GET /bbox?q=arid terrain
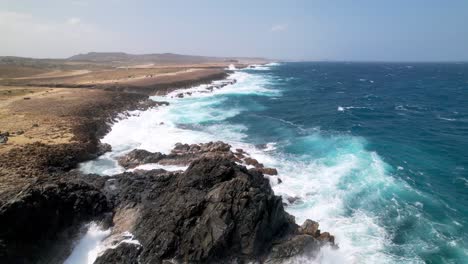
[0,53,286,263]
[0,53,338,264]
[0,54,264,195]
[0,52,263,146]
[0,52,265,196]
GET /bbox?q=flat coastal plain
[0,54,265,200]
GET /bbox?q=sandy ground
[0,62,230,202]
[0,65,228,152]
[78,68,199,85]
[0,66,228,87]
[13,69,92,80]
[0,86,99,153]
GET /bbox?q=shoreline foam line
[78,64,441,263]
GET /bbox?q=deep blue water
[82,62,468,263]
[234,62,468,263]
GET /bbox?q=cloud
[67,17,81,25]
[0,11,118,58]
[270,24,288,32]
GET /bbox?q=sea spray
[64,223,111,264]
[80,62,468,263]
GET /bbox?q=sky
[1,0,468,61]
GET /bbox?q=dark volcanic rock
[96,143,112,156]
[171,141,231,155]
[244,157,263,168]
[299,219,320,237]
[0,176,110,263]
[0,138,334,263]
[286,195,302,205]
[99,156,336,263]
[266,235,321,263]
[160,141,237,166]
[258,167,279,175]
[102,157,295,263]
[117,149,165,169]
[94,243,142,264]
[117,141,235,168]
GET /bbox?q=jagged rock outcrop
[101,157,292,263]
[0,175,110,263]
[117,141,279,175]
[118,149,165,169]
[97,155,335,263]
[0,141,335,264]
[161,141,234,165]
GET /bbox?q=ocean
[79,62,468,263]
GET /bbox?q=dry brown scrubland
[0,58,246,201]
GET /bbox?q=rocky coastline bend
[0,64,336,263]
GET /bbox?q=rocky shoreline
[92,141,336,263]
[0,70,336,263]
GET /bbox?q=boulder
[92,143,112,159]
[236,148,246,154]
[258,167,278,175]
[117,149,165,169]
[299,219,320,237]
[266,235,321,263]
[244,157,263,168]
[286,196,302,205]
[136,100,158,111]
[318,232,335,245]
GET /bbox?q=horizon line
[1,53,467,64]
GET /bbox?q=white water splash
[64,223,111,264]
[78,67,429,263]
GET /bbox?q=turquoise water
[81,62,468,263]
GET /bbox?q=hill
[67,52,268,64]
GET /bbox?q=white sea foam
[247,62,280,71]
[128,163,188,172]
[79,71,275,174]
[437,116,456,121]
[79,68,427,263]
[338,106,372,112]
[65,222,143,264]
[64,223,111,264]
[263,142,277,152]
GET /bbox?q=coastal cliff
[94,142,336,263]
[0,66,335,263]
[0,142,335,263]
